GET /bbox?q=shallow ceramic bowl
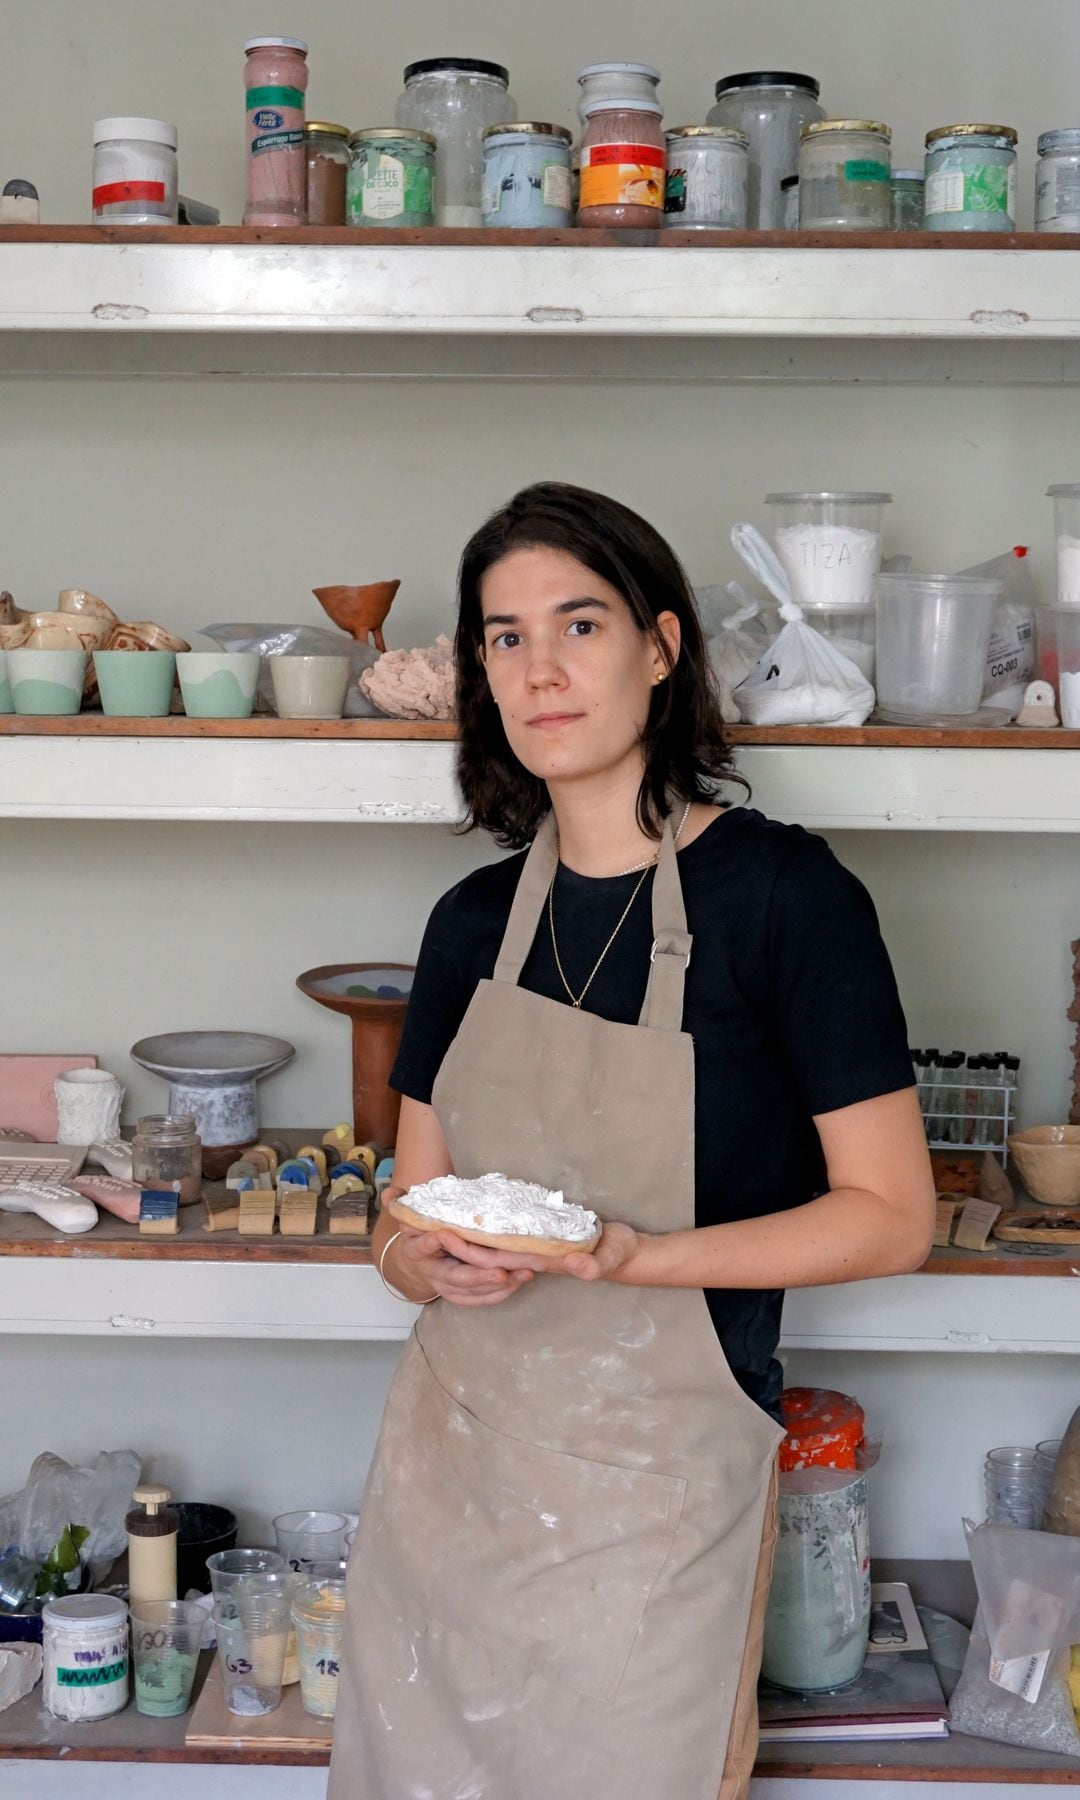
[1007,1125,1080,1207]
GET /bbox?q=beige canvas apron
[330,812,784,1800]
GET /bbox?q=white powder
[1060,668,1080,728]
[403,1173,599,1242]
[774,523,882,609]
[1057,536,1080,605]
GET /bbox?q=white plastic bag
[696,582,772,722]
[957,549,1036,719]
[728,523,875,726]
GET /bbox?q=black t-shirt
[390,807,913,1421]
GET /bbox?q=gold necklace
[615,799,692,876]
[547,802,692,1009]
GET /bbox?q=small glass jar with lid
[923,125,1017,232]
[347,129,436,226]
[707,72,824,227]
[579,96,665,229]
[305,123,350,225]
[1036,129,1080,232]
[798,121,891,228]
[890,170,924,229]
[482,124,573,227]
[43,1595,129,1722]
[663,126,748,229]
[132,1115,202,1207]
[395,58,514,225]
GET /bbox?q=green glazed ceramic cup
[8,647,88,715]
[177,651,260,719]
[0,650,13,714]
[93,649,177,717]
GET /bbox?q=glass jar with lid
[1035,129,1080,231]
[395,58,514,225]
[663,126,748,230]
[923,125,1017,232]
[482,124,573,227]
[707,72,823,228]
[890,169,924,229]
[305,123,350,225]
[576,62,661,126]
[132,1114,202,1207]
[243,36,309,226]
[798,121,891,228]
[579,96,665,229]
[347,129,436,226]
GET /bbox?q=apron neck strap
[492,805,692,1034]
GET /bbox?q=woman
[329,483,935,1800]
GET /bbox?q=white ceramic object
[86,1139,135,1179]
[54,1068,124,1145]
[0,1182,98,1233]
[7,648,88,716]
[270,655,350,720]
[0,1643,43,1711]
[177,651,260,719]
[129,1031,295,1146]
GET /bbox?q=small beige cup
[270,655,350,720]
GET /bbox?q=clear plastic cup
[131,1600,206,1717]
[291,1578,347,1718]
[875,573,1001,718]
[1042,607,1080,726]
[213,1598,288,1716]
[1047,484,1080,605]
[235,1570,303,1685]
[985,1445,1040,1528]
[765,491,892,610]
[1034,1439,1063,1525]
[273,1510,347,1572]
[206,1547,285,1601]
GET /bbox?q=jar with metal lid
[131,1114,202,1207]
[92,118,178,224]
[347,129,436,227]
[482,124,572,227]
[663,126,748,230]
[305,123,350,226]
[395,59,514,225]
[890,169,924,230]
[579,98,665,229]
[707,72,824,228]
[43,1595,129,1722]
[798,121,891,229]
[780,173,799,228]
[1036,129,1080,232]
[576,63,661,126]
[923,125,1017,232]
[243,36,309,226]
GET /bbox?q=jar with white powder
[43,1594,130,1722]
[766,491,892,610]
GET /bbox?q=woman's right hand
[386,1221,535,1308]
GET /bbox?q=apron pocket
[416,1344,686,1706]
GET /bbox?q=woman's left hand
[433,1221,642,1283]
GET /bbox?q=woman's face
[478,545,679,787]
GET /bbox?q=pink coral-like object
[359,634,456,720]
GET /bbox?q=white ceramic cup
[177,651,260,720]
[269,655,350,720]
[7,648,88,716]
[55,1068,124,1144]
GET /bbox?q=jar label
[92,180,167,209]
[358,153,433,221]
[926,163,1013,217]
[251,128,305,157]
[246,86,305,111]
[541,163,572,212]
[580,143,664,211]
[57,1658,128,1687]
[843,159,890,183]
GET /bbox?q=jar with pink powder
[244,35,309,226]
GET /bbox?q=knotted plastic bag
[695,582,773,722]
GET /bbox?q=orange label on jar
[580,143,664,210]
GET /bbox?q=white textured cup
[55,1068,124,1144]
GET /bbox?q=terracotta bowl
[1007,1125,1080,1207]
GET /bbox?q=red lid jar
[778,1386,866,1472]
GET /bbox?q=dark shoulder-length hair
[454,481,746,849]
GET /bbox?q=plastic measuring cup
[131,1600,206,1717]
[765,491,892,610]
[984,1445,1041,1528]
[291,1577,347,1718]
[273,1510,347,1572]
[212,1595,289,1717]
[875,573,1000,717]
[206,1547,285,1599]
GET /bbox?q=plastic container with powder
[766,491,892,610]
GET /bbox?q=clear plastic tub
[1046,484,1080,605]
[1048,606,1080,725]
[984,1445,1041,1528]
[875,573,1001,718]
[805,607,876,680]
[766,491,891,609]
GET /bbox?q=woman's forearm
[615,1185,934,1292]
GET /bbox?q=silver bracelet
[377,1229,438,1306]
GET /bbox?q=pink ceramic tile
[0,1054,99,1139]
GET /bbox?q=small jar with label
[924,124,1017,232]
[663,126,748,230]
[347,129,436,227]
[1036,129,1080,232]
[43,1595,130,1722]
[890,169,924,229]
[798,121,891,228]
[579,98,665,229]
[482,124,573,227]
[305,122,350,226]
[92,118,178,224]
[244,36,309,226]
[132,1114,202,1206]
